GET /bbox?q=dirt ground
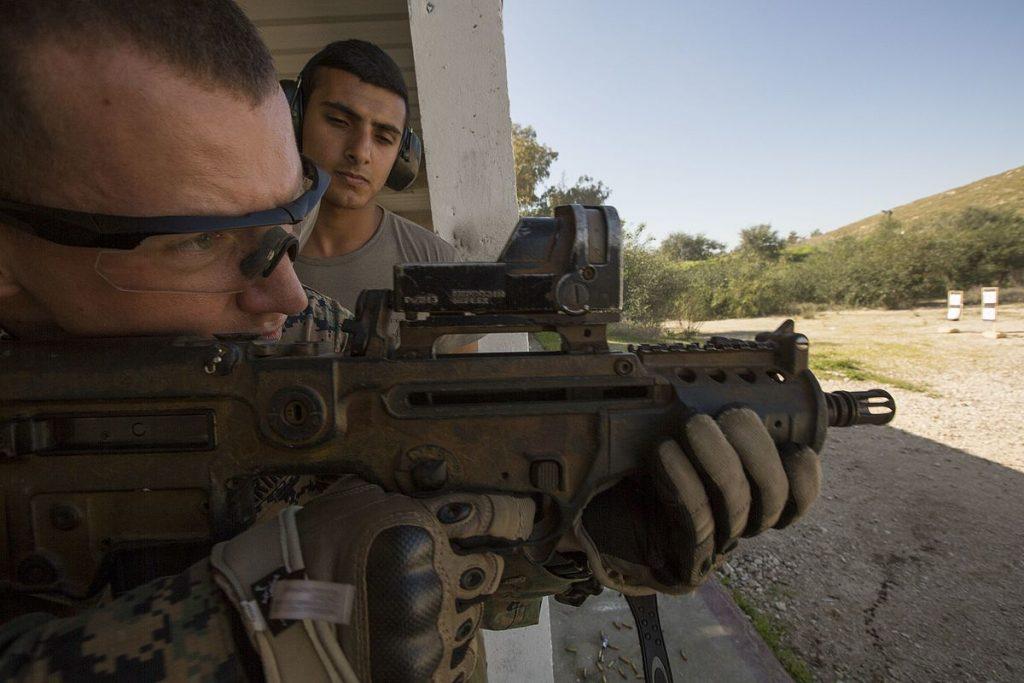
[666,304,1024,681]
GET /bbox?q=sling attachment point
[625,593,673,683]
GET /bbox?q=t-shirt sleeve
[0,561,249,681]
[432,237,459,263]
[386,211,459,264]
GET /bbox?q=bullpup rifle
[0,205,894,678]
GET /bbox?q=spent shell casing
[565,646,578,653]
[679,648,689,661]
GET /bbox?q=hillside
[814,165,1024,242]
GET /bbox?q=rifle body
[0,331,890,600]
[0,204,894,614]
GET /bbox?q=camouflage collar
[280,286,352,353]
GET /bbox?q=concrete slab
[550,580,791,682]
[484,599,555,683]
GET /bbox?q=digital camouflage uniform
[0,287,351,682]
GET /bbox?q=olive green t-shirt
[295,208,478,353]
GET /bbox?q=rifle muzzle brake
[826,389,896,427]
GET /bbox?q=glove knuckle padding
[337,498,505,681]
[367,525,445,681]
[212,481,535,683]
[775,445,822,529]
[682,414,751,546]
[715,408,789,535]
[421,494,534,543]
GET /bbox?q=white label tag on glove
[269,579,355,625]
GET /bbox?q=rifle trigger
[625,593,673,683]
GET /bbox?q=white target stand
[946,290,964,321]
[981,287,999,321]
[981,287,1005,338]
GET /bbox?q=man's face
[300,68,407,210]
[0,43,309,339]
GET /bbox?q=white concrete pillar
[407,0,519,261]
[409,3,553,681]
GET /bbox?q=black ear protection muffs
[281,77,422,192]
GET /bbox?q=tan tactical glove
[574,407,821,595]
[211,477,534,682]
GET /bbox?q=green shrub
[627,207,1024,322]
[622,225,689,326]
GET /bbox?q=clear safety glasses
[93,214,318,293]
[0,157,328,293]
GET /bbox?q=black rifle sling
[625,593,673,683]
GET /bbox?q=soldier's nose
[236,256,307,316]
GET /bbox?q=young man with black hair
[291,39,478,353]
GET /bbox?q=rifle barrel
[826,389,896,427]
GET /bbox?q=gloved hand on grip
[574,407,821,595]
[211,476,535,683]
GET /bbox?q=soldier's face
[300,68,407,211]
[0,43,309,339]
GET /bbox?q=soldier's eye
[176,233,216,251]
[170,232,230,255]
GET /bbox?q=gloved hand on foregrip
[211,476,535,683]
[574,407,821,595]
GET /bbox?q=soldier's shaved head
[0,0,278,202]
[0,0,310,340]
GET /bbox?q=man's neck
[303,202,384,259]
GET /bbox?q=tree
[538,175,611,213]
[658,232,725,261]
[738,224,785,260]
[786,230,801,245]
[511,122,610,216]
[511,123,558,214]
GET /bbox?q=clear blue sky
[503,0,1024,245]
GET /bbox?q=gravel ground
[678,304,1024,681]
